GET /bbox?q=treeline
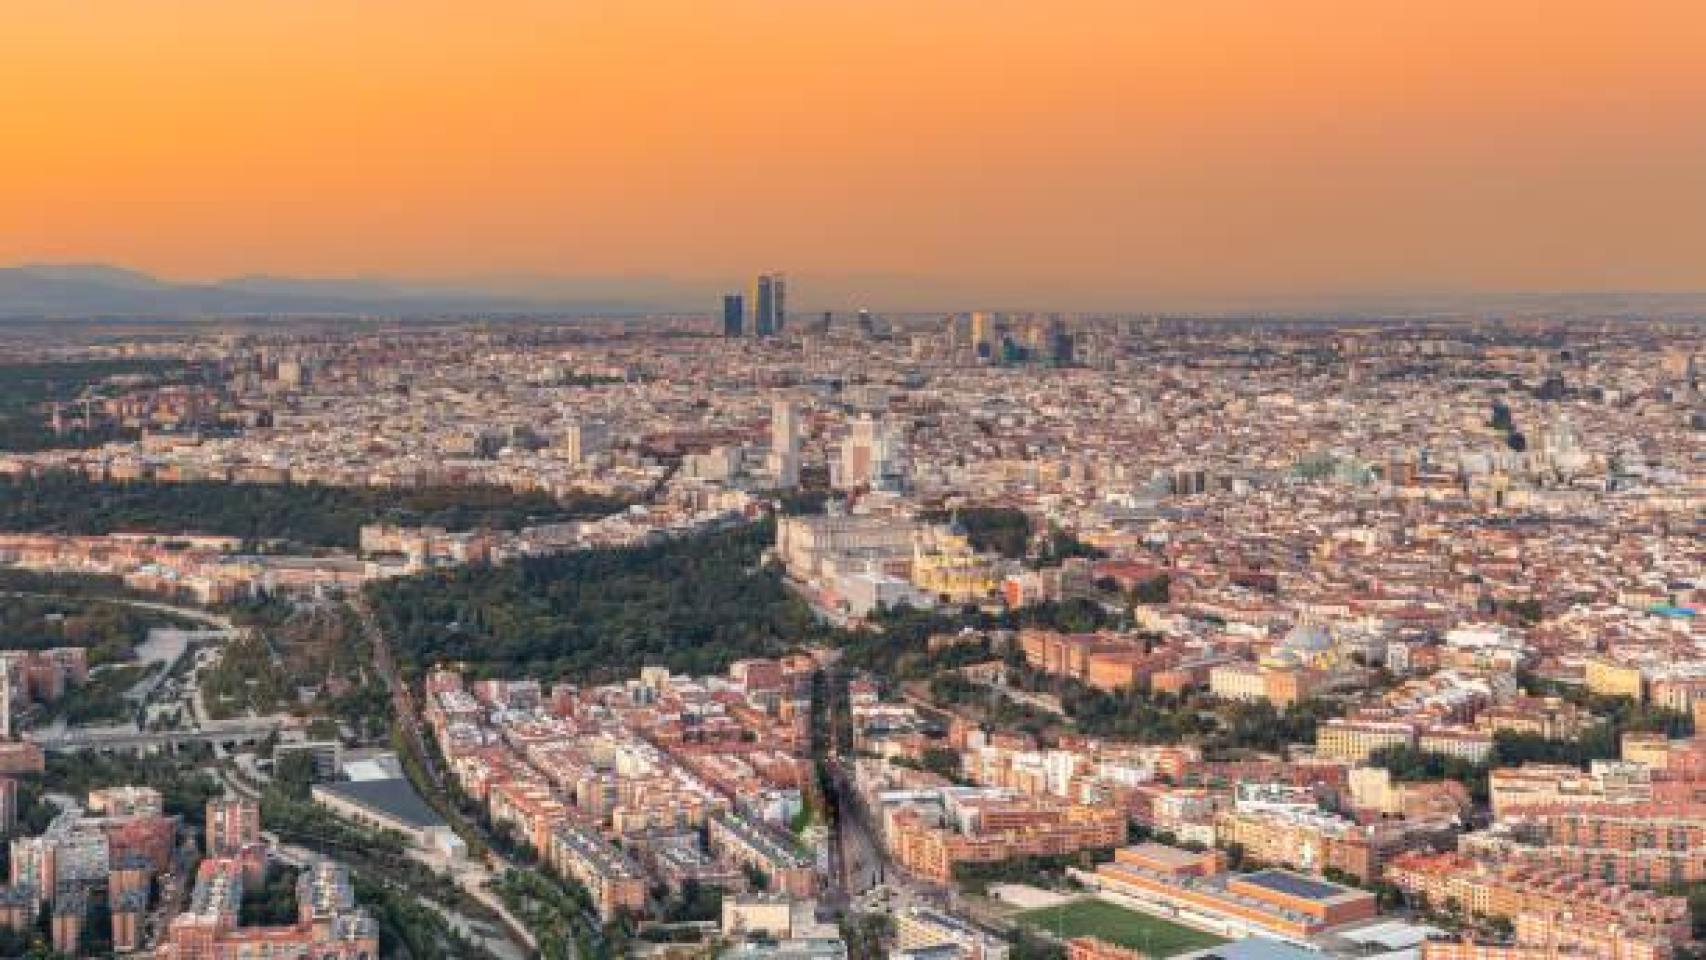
[369,520,826,682]
[260,787,503,960]
[921,506,1032,558]
[0,358,191,452]
[0,568,149,601]
[0,595,195,665]
[1064,686,1342,753]
[39,662,153,727]
[0,471,629,549]
[931,659,1342,752]
[199,634,288,720]
[918,505,1107,565]
[355,872,503,960]
[43,749,222,825]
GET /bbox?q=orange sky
[4,1,1706,309]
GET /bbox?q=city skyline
[0,4,1701,957]
[5,2,1706,310]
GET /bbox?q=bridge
[28,720,281,754]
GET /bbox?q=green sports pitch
[1015,898,1229,957]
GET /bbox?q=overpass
[29,720,281,754]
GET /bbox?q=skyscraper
[751,273,786,336]
[970,311,998,359]
[722,294,744,337]
[563,418,609,465]
[834,414,906,492]
[769,400,802,489]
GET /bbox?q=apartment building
[546,821,648,920]
[156,858,380,960]
[1460,801,1706,886]
[1385,851,1689,945]
[1316,719,1417,762]
[887,796,1124,883]
[708,811,816,898]
[205,797,261,857]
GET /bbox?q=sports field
[1015,898,1229,956]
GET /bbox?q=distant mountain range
[3,263,1705,320]
[0,264,664,319]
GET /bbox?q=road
[831,761,885,896]
[814,669,886,903]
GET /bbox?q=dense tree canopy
[921,506,1033,559]
[369,520,824,682]
[0,471,628,549]
[0,595,196,665]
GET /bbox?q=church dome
[1283,623,1333,652]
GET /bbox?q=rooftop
[315,778,446,831]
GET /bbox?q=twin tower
[722,273,786,337]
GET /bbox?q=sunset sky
[4,1,1706,309]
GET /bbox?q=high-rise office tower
[769,400,802,489]
[970,311,998,359]
[562,418,609,465]
[834,414,906,492]
[1046,315,1074,365]
[751,273,786,336]
[722,294,744,337]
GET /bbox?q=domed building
[1262,622,1343,672]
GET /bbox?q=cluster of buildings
[1388,851,1689,960]
[0,307,1699,959]
[878,786,1126,883]
[0,773,380,958]
[775,511,1008,617]
[155,796,380,957]
[0,531,398,603]
[858,623,1704,958]
[154,856,379,959]
[0,786,177,954]
[422,660,825,929]
[0,646,90,737]
[721,273,789,339]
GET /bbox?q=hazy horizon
[10,261,1706,319]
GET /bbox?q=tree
[1128,574,1171,606]
[920,747,963,781]
[272,750,318,802]
[1224,842,1248,870]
